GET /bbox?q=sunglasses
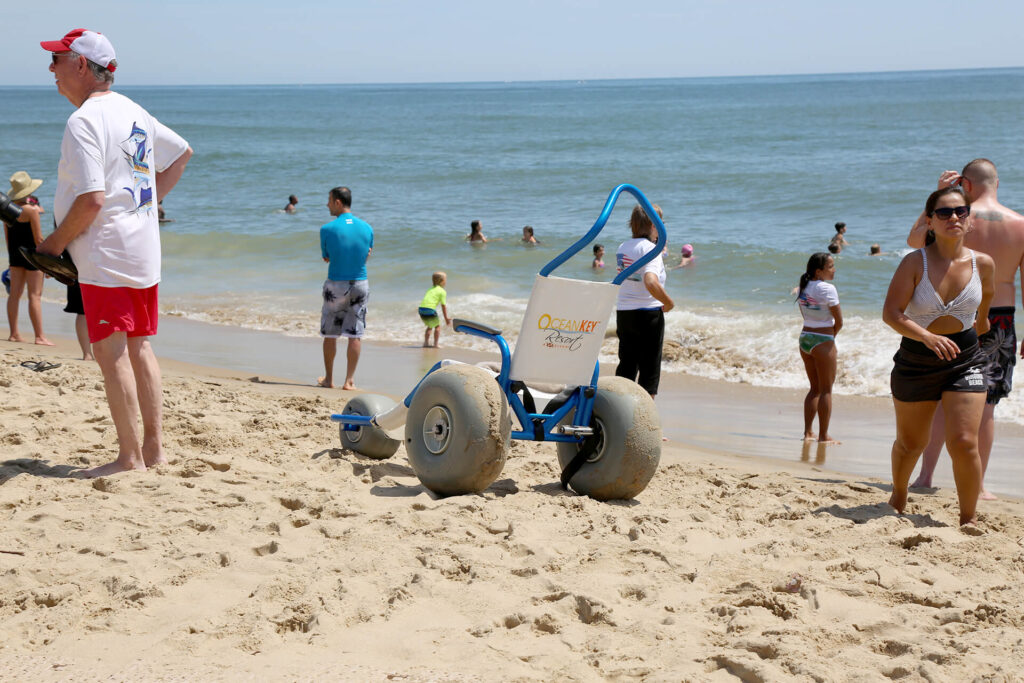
[50,52,77,66]
[932,206,970,219]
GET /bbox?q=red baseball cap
[41,29,116,72]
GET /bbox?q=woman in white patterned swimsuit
[882,186,995,527]
[796,252,843,444]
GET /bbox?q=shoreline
[9,300,1024,499]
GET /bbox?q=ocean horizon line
[1,64,1021,89]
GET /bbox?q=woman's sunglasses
[932,206,970,219]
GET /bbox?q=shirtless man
[907,159,1024,498]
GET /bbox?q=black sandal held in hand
[18,247,78,286]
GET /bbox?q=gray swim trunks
[321,279,368,339]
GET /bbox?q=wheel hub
[423,405,453,454]
[344,410,365,443]
[583,417,606,463]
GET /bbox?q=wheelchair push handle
[538,184,667,284]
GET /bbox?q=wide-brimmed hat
[7,171,43,201]
[40,28,116,72]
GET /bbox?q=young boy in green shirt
[418,271,452,348]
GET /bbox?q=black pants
[615,308,664,395]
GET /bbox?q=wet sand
[23,300,1024,498]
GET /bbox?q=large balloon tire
[339,394,401,460]
[556,376,661,501]
[405,364,510,496]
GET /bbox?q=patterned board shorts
[321,279,368,339]
[980,307,1017,405]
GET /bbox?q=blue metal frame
[332,184,664,445]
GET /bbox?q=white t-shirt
[615,237,666,310]
[54,92,189,288]
[798,280,839,328]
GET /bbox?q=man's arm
[907,211,929,248]
[36,191,104,256]
[155,147,193,200]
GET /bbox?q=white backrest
[510,275,619,387]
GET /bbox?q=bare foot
[910,475,934,489]
[7,334,25,342]
[979,489,998,501]
[317,376,333,388]
[817,435,841,445]
[422,342,431,348]
[341,380,357,391]
[143,443,167,468]
[959,522,985,535]
[35,337,55,346]
[77,459,146,478]
[888,489,908,514]
[802,433,816,441]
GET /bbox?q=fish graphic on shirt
[120,121,154,214]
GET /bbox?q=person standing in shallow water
[796,253,842,444]
[883,186,994,527]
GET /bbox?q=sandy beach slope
[2,342,1024,681]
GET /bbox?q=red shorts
[79,283,159,343]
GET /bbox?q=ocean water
[3,69,1024,420]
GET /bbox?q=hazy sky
[5,0,1023,86]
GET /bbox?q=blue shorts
[418,307,440,329]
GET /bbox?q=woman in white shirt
[796,252,842,443]
[614,204,674,397]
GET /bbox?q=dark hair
[592,243,603,255]
[288,195,298,204]
[827,243,840,254]
[329,186,351,207]
[870,244,881,254]
[834,222,845,232]
[470,220,482,233]
[798,252,832,298]
[523,225,533,236]
[629,203,662,239]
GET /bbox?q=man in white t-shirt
[37,29,193,478]
[615,203,674,396]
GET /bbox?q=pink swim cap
[681,244,694,257]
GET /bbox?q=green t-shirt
[419,285,447,310]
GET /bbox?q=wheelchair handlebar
[538,184,667,285]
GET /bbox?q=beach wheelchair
[330,184,665,500]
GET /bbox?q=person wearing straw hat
[3,171,53,346]
[36,28,193,478]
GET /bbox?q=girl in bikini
[883,186,994,527]
[796,252,842,444]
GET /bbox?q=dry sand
[2,341,1024,682]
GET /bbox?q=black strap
[560,424,601,490]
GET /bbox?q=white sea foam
[153,289,1024,426]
